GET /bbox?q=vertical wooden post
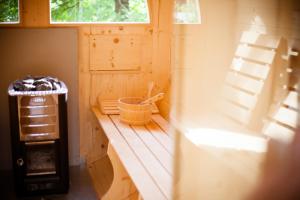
[21,0,49,27]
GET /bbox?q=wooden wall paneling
[158,87,171,119]
[79,27,91,73]
[154,32,172,89]
[79,72,94,160]
[90,26,151,35]
[86,116,109,164]
[89,35,143,71]
[78,26,93,160]
[90,73,148,105]
[141,34,154,74]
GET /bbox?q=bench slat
[264,121,294,142]
[131,125,173,175]
[223,85,257,109]
[283,91,299,110]
[235,45,276,64]
[272,106,298,129]
[226,71,264,95]
[110,115,172,199]
[240,31,280,49]
[92,107,167,200]
[221,101,251,124]
[152,114,171,135]
[146,121,174,155]
[231,58,270,80]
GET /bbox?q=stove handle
[16,158,24,167]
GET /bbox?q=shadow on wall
[0,28,80,170]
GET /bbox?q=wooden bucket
[118,97,152,125]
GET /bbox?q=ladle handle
[141,93,164,105]
[147,81,154,99]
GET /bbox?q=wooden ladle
[141,93,164,105]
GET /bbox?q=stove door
[23,141,58,176]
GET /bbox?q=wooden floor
[0,165,98,200]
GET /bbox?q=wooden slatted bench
[92,106,174,200]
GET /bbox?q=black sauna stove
[8,76,69,196]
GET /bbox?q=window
[50,0,150,24]
[0,0,19,24]
[174,0,201,24]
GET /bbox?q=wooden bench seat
[92,106,173,200]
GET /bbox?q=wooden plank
[92,107,167,200]
[223,85,257,109]
[131,125,173,175]
[151,114,171,134]
[264,122,295,142]
[90,35,142,71]
[231,58,270,80]
[283,91,299,110]
[221,101,251,124]
[235,45,276,64]
[99,99,160,114]
[102,144,137,200]
[145,121,174,155]
[225,71,264,94]
[272,106,298,128]
[22,0,49,27]
[88,156,113,198]
[240,31,280,49]
[110,115,172,199]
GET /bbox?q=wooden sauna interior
[1,0,300,199]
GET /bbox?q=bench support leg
[102,143,137,200]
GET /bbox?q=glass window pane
[0,0,19,23]
[174,0,201,24]
[50,0,150,23]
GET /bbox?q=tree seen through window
[0,0,19,23]
[50,0,149,23]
